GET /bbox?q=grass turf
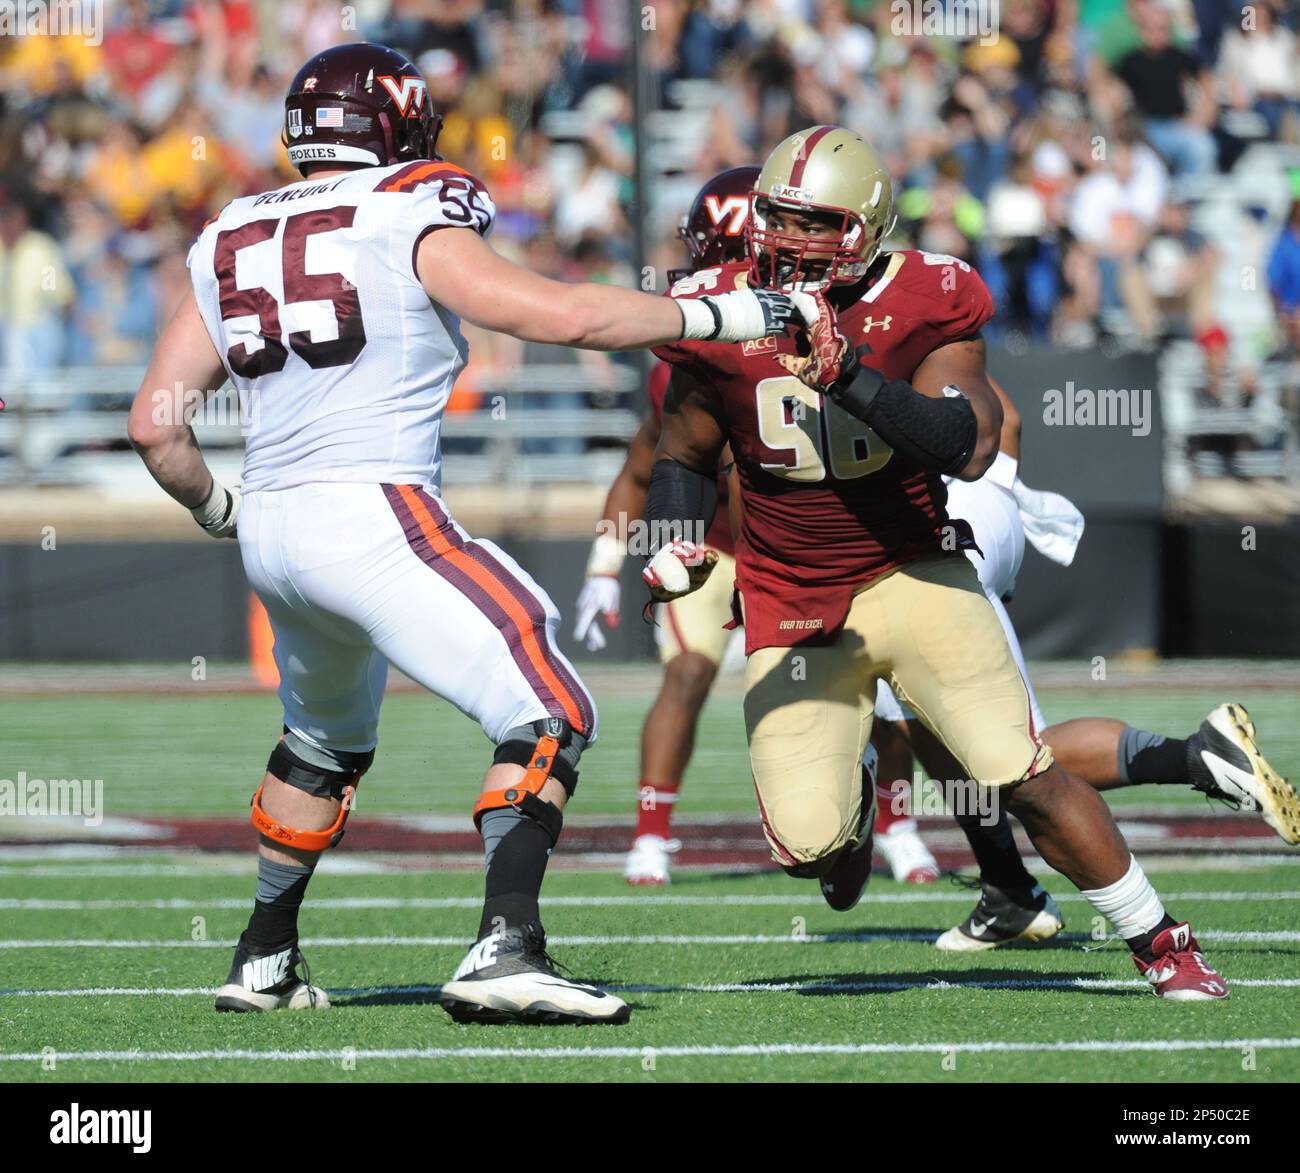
[0,866,1298,1082]
[1,673,1298,1082]
[4,677,1299,816]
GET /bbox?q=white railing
[0,363,644,487]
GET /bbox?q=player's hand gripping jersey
[653,251,994,652]
[187,159,494,491]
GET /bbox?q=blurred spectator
[0,191,73,372]
[1063,128,1168,344]
[680,0,751,79]
[1268,199,1300,356]
[1113,2,1218,176]
[1218,0,1298,141]
[843,47,942,187]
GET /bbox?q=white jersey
[188,159,495,492]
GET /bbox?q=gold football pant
[743,555,1052,868]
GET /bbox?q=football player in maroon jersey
[577,166,944,886]
[642,125,1229,1000]
[575,167,757,885]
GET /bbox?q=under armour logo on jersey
[704,194,748,236]
[862,315,892,333]
[378,75,427,116]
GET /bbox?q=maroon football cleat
[1133,922,1229,1001]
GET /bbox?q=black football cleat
[819,764,878,912]
[439,921,629,1025]
[215,942,329,1012]
[935,878,1064,951]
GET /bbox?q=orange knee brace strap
[472,734,561,827]
[250,782,355,852]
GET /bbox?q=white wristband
[586,532,625,578]
[191,477,240,538]
[678,298,721,341]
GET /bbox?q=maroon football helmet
[670,165,761,282]
[283,42,441,174]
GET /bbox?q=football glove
[574,534,624,651]
[679,288,819,343]
[191,476,241,539]
[642,539,718,603]
[776,290,851,388]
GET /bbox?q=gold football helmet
[748,125,897,291]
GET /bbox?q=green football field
[2,669,1299,1082]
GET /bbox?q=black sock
[1118,727,1189,787]
[240,858,313,955]
[477,808,557,939]
[954,806,1035,891]
[1126,913,1179,962]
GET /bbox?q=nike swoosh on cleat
[1199,750,1264,810]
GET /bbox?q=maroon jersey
[646,360,735,557]
[652,251,993,653]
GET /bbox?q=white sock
[1080,854,1167,940]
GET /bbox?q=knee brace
[472,717,586,837]
[251,734,374,853]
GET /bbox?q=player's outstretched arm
[127,289,239,537]
[641,369,728,602]
[417,227,815,351]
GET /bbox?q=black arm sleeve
[644,457,718,555]
[828,357,978,476]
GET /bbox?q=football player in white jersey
[872,378,1299,950]
[127,43,816,1025]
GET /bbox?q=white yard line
[1,929,1296,948]
[0,1038,1296,1063]
[4,977,1300,998]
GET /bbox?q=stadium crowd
[0,0,1296,407]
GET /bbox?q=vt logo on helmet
[283,42,442,174]
[748,126,897,292]
[670,165,762,282]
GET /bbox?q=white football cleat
[624,834,681,886]
[215,944,330,1012]
[874,818,940,884]
[1187,703,1300,844]
[440,922,630,1025]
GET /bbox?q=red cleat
[1133,922,1229,1001]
